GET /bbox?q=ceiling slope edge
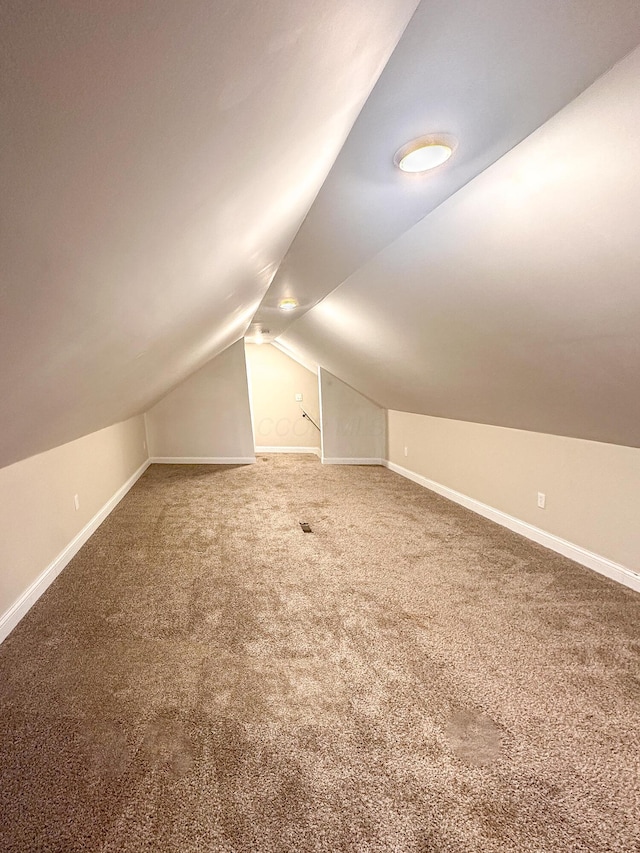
[277,42,640,449]
[251,0,640,343]
[0,0,420,470]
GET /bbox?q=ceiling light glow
[279,297,298,311]
[247,325,269,345]
[394,135,456,173]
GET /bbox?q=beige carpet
[1,455,639,852]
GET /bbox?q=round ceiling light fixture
[394,134,457,173]
[278,297,298,311]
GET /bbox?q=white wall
[245,343,320,451]
[145,339,255,461]
[387,410,640,578]
[320,368,385,463]
[0,415,148,640]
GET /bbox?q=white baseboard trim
[150,456,256,464]
[383,460,640,594]
[322,457,383,465]
[255,446,320,457]
[0,459,151,645]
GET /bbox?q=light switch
[295,393,303,402]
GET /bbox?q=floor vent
[299,522,312,533]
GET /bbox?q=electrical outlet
[295,393,303,402]
[537,492,546,509]
[404,446,408,457]
[74,494,80,511]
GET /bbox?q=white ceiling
[2,1,640,467]
[0,0,418,467]
[253,0,640,340]
[280,45,640,447]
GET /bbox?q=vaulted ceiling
[280,45,640,447]
[2,1,640,468]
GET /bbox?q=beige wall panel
[387,410,640,571]
[245,344,320,450]
[321,369,385,462]
[146,340,255,459]
[0,416,147,619]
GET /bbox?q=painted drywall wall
[0,415,147,632]
[245,343,320,451]
[320,368,385,463]
[145,340,255,461]
[387,410,640,573]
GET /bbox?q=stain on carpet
[444,709,503,766]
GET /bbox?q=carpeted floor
[1,455,639,852]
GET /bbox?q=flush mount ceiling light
[394,134,457,173]
[278,297,298,311]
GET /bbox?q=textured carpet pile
[0,455,638,851]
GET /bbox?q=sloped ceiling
[253,0,640,341]
[280,45,640,447]
[0,0,419,468]
[3,2,640,468]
